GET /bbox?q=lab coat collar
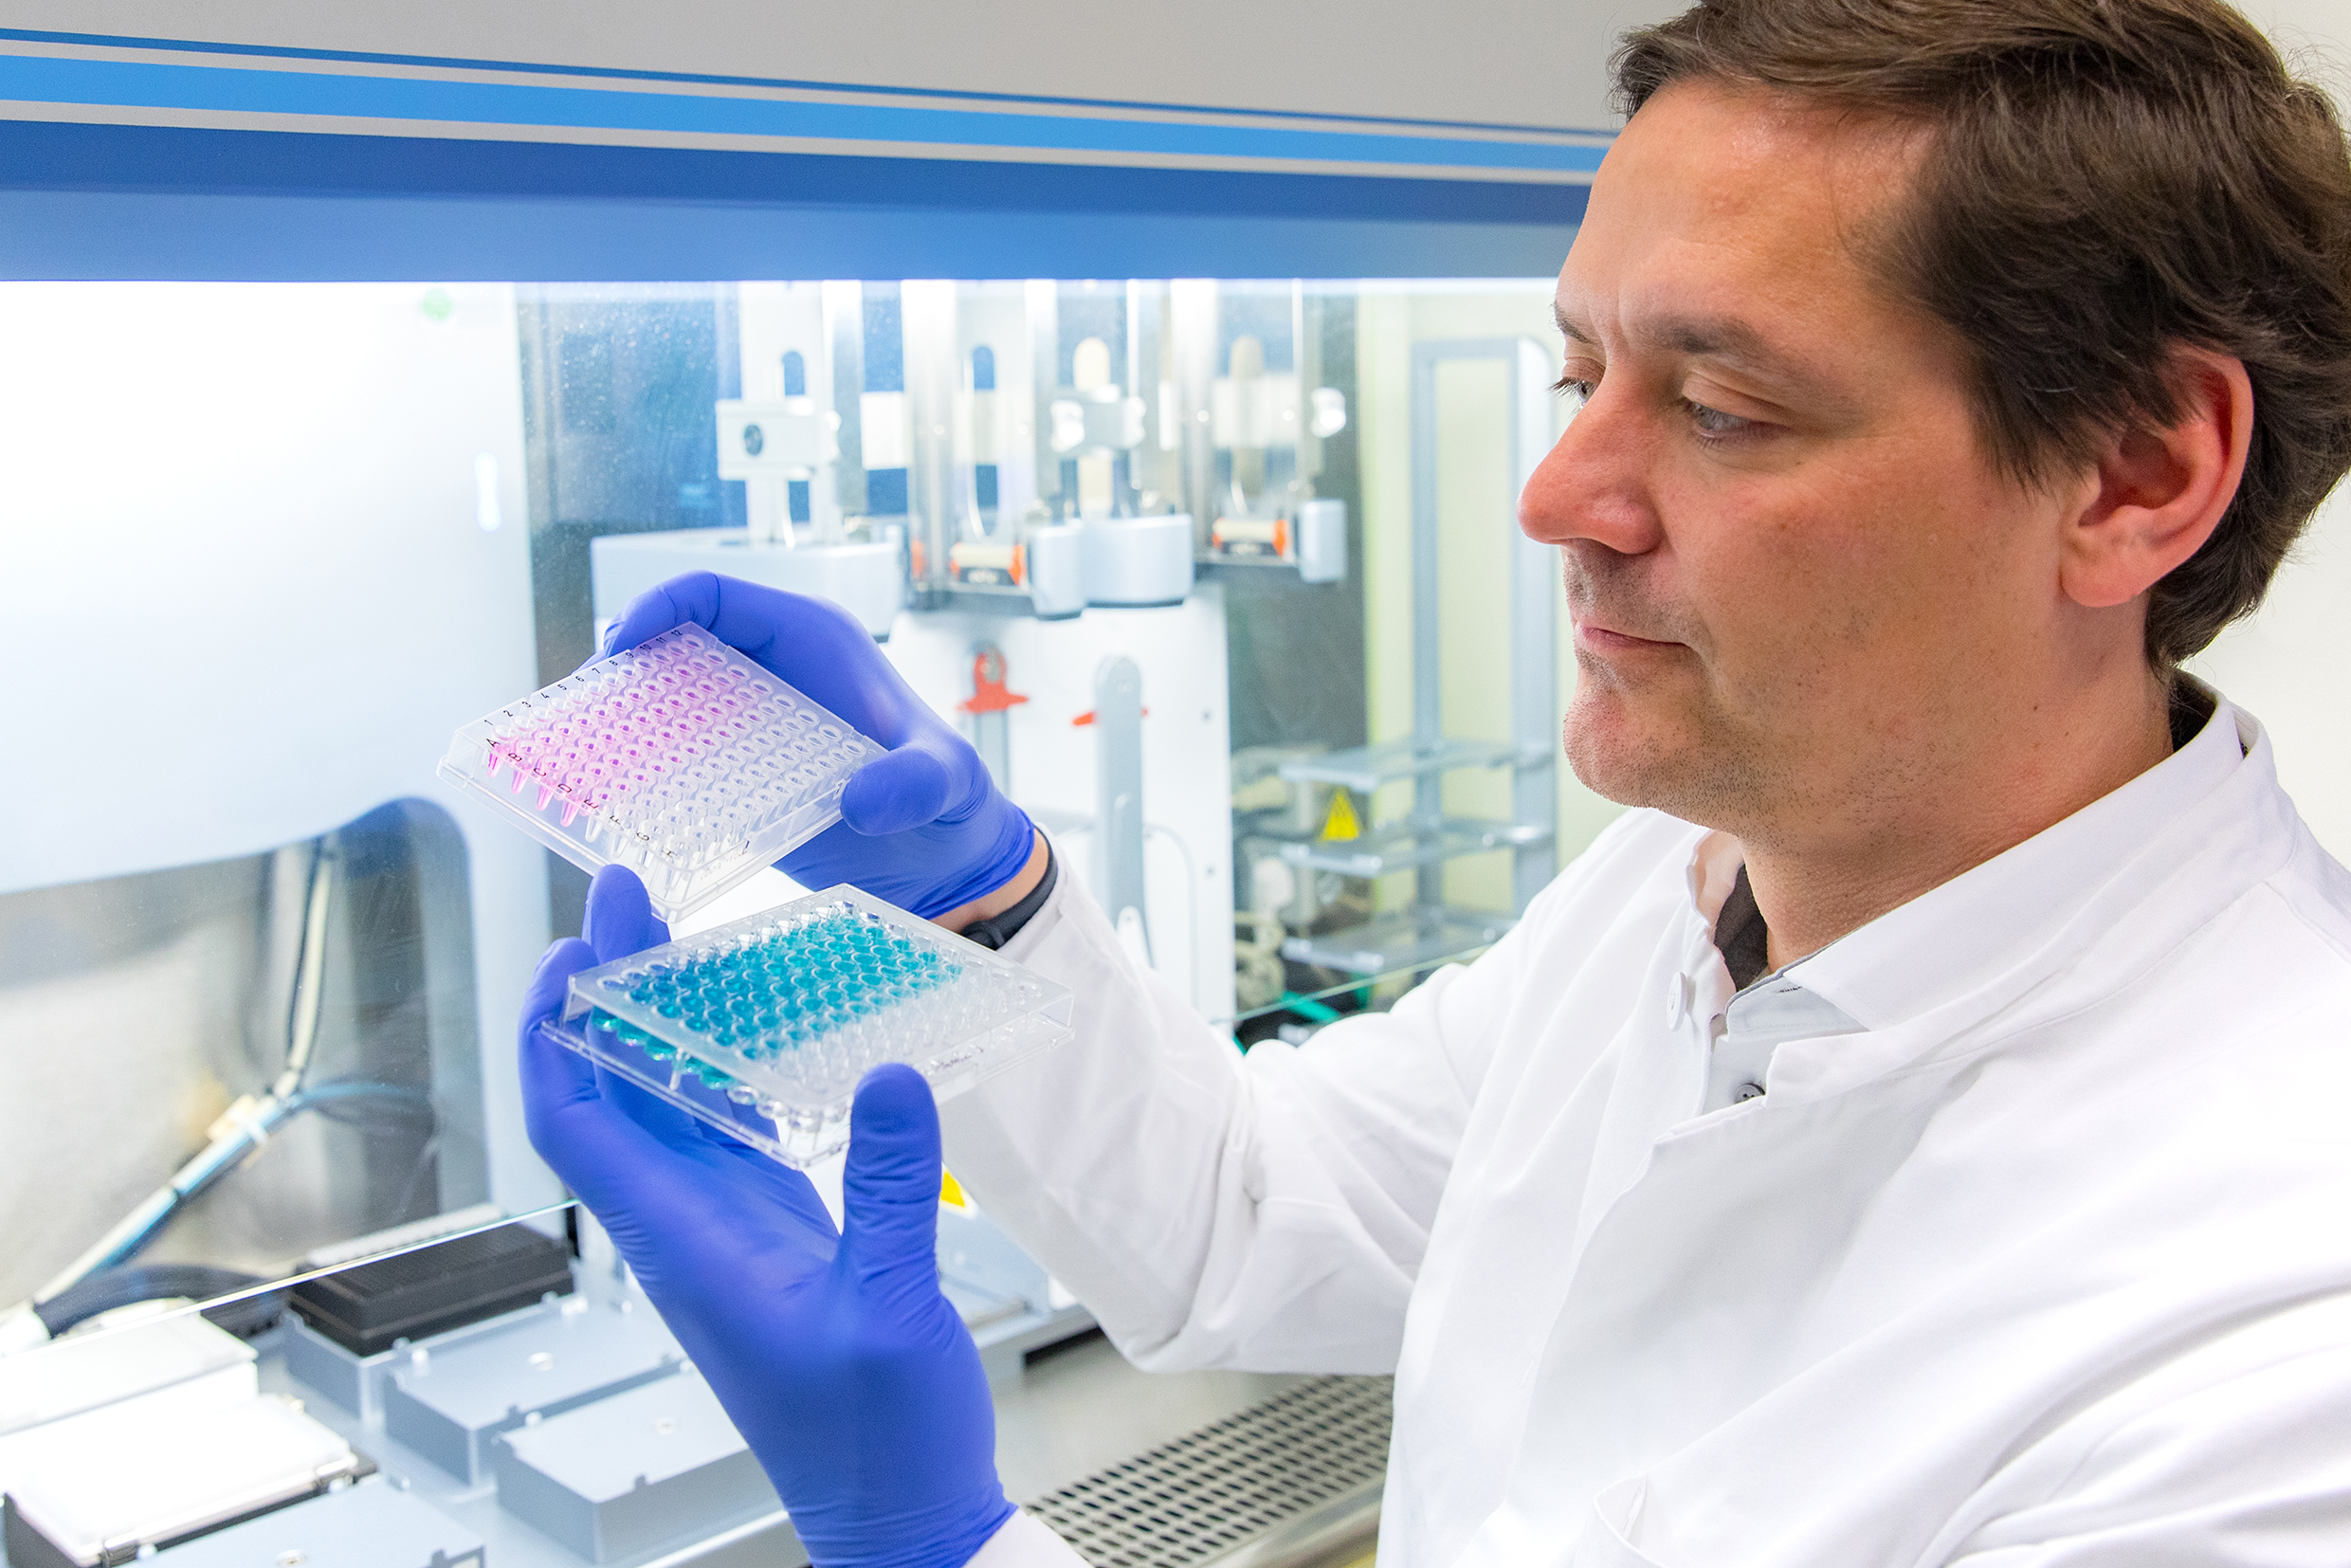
[1680,687,2247,1035]
[1789,687,2252,1031]
[1682,693,2296,1114]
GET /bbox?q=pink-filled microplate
[438,625,885,921]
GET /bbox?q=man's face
[1529,82,2086,850]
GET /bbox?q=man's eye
[1552,374,1595,410]
[1684,399,1755,438]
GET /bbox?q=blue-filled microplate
[545,885,1074,1166]
[438,624,886,921]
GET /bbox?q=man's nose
[1517,387,1660,556]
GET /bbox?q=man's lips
[1574,618,1682,653]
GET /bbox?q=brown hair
[1614,0,2351,667]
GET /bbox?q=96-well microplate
[438,624,884,921]
[546,885,1074,1167]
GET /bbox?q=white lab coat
[949,698,2351,1566]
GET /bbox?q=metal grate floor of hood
[1023,1375,1393,1568]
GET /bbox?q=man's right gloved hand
[596,572,1038,921]
[521,867,1017,1568]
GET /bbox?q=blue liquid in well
[606,910,964,1070]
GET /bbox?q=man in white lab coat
[521,0,2351,1562]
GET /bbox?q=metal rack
[1280,337,1558,976]
[1278,816,1551,881]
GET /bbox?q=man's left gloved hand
[519,866,1015,1568]
[593,573,1037,921]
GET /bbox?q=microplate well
[438,625,884,921]
[544,885,1075,1167]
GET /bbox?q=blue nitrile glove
[519,866,1015,1568]
[597,572,1035,920]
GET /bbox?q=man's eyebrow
[1649,314,1779,363]
[1552,301,1850,410]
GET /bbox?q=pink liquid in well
[466,626,872,874]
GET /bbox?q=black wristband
[957,841,1058,951]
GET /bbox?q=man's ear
[2059,347,2253,611]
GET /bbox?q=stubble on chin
[1562,550,1778,830]
[1561,659,1770,832]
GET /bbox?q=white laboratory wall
[0,0,1686,133]
[2242,0,2351,116]
[2191,483,2351,861]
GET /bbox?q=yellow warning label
[1321,787,1361,842]
[940,1168,970,1210]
